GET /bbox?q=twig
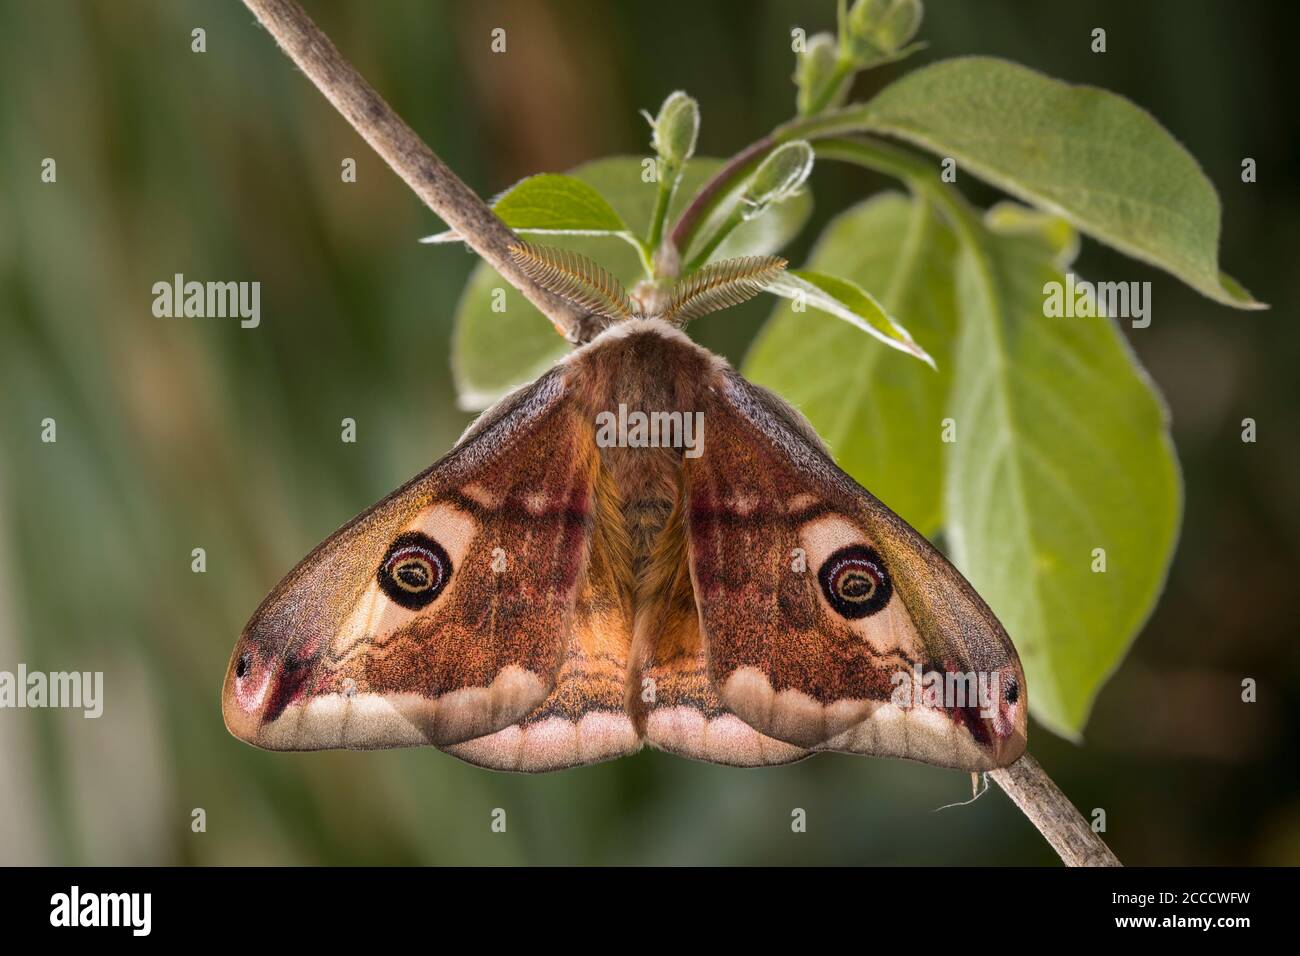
[664,107,862,259]
[990,754,1122,866]
[240,0,588,341]
[240,0,1122,869]
[668,135,774,259]
[663,107,851,258]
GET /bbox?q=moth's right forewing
[685,371,1027,771]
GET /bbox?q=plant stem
[646,163,677,269]
[240,0,590,342]
[667,135,774,261]
[665,105,863,261]
[684,205,745,272]
[815,135,968,217]
[991,755,1122,867]
[801,57,856,117]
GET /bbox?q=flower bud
[794,32,844,114]
[741,141,814,220]
[846,0,923,64]
[644,90,699,169]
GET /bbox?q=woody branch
[240,0,586,340]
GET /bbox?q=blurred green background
[1,0,1296,865]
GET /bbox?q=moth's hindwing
[444,489,641,771]
[684,370,1028,771]
[631,480,809,767]
[222,367,599,752]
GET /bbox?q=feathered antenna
[660,255,787,325]
[509,242,636,322]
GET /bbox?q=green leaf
[984,200,1080,268]
[819,57,1263,309]
[450,157,812,409]
[768,268,933,366]
[744,191,956,535]
[450,263,576,410]
[421,173,628,243]
[945,225,1182,738]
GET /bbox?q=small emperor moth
[223,244,1026,771]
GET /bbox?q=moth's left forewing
[686,371,1027,771]
[222,368,597,752]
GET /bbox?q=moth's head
[629,277,673,320]
[510,241,786,343]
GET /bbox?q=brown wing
[222,367,599,751]
[444,476,641,771]
[685,370,1027,771]
[631,479,808,767]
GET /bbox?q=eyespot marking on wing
[324,504,479,663]
[795,513,922,655]
[377,532,451,610]
[818,545,892,619]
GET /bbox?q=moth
[222,243,1027,772]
